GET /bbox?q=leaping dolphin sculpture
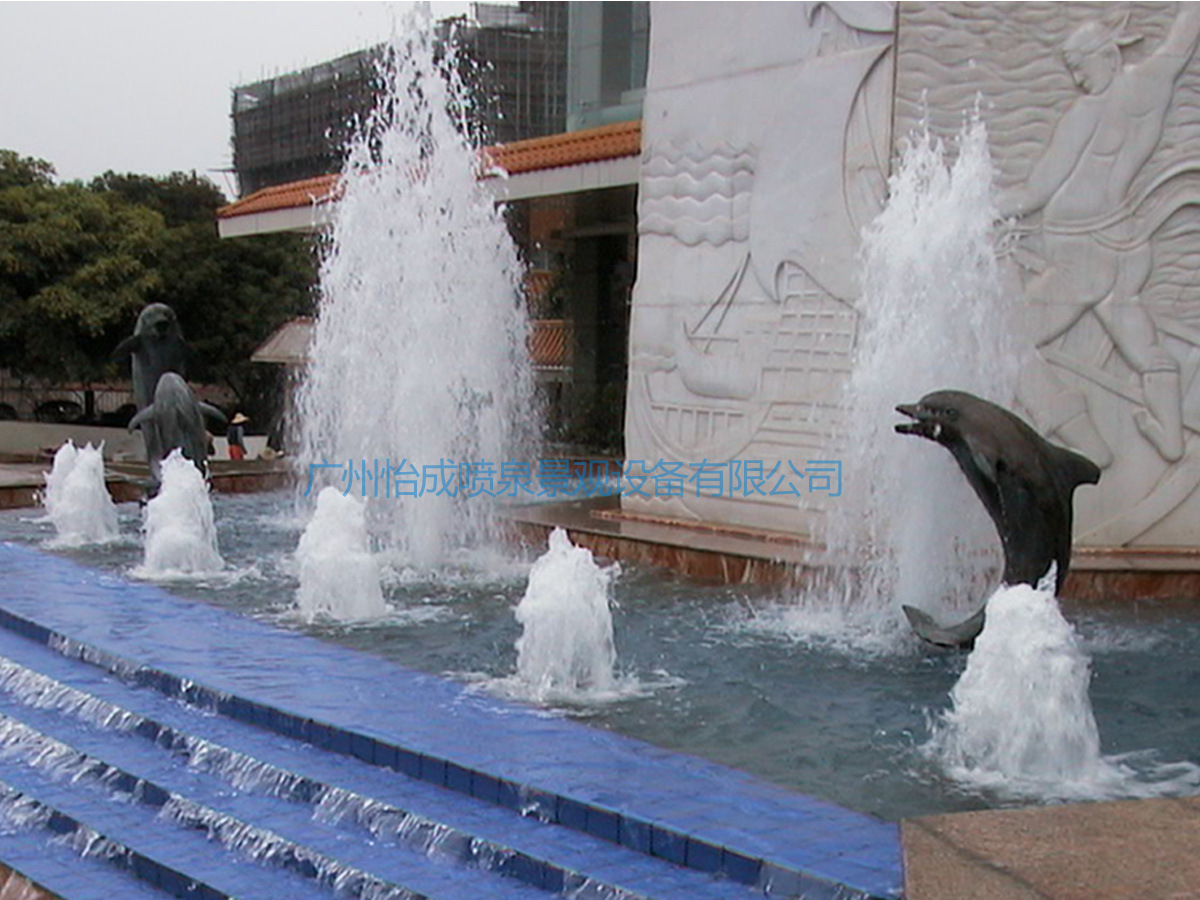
[128,373,226,492]
[113,303,187,411]
[894,389,1101,648]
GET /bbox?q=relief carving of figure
[997,6,1200,466]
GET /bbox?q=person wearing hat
[228,412,249,461]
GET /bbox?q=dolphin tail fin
[902,604,986,649]
[198,403,227,427]
[128,405,154,433]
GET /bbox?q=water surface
[2,491,1196,822]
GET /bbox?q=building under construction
[231,2,567,197]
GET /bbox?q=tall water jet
[295,487,386,622]
[297,12,534,567]
[135,451,223,578]
[41,442,119,547]
[794,120,1025,649]
[514,529,617,702]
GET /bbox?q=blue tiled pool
[2,489,1199,899]
[0,539,902,900]
[4,493,1197,825]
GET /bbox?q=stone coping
[0,461,293,510]
[901,796,1200,900]
[6,465,1198,601]
[505,499,1200,602]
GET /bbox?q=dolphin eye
[946,409,959,421]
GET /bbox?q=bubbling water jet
[514,529,617,702]
[41,441,119,547]
[295,487,386,622]
[296,11,535,568]
[926,571,1200,800]
[134,451,223,578]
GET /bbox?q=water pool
[1,490,1197,822]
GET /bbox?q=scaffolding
[232,48,385,197]
[230,2,567,197]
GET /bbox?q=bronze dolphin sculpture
[894,389,1101,648]
[128,373,226,492]
[114,303,187,411]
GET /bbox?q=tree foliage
[0,168,162,381]
[0,151,55,190]
[0,155,316,423]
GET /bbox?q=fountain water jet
[41,442,119,547]
[134,451,223,578]
[926,570,1200,800]
[514,529,617,702]
[295,487,386,622]
[774,120,1024,652]
[296,11,535,567]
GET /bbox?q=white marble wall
[624,2,895,534]
[895,2,1200,548]
[625,2,1200,549]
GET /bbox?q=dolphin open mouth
[894,403,941,440]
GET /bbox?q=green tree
[0,172,163,382]
[90,170,225,227]
[0,158,316,425]
[0,150,55,190]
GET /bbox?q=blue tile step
[0,706,563,900]
[0,614,896,900]
[0,543,904,900]
[0,790,168,900]
[0,725,344,900]
[0,772,235,900]
[0,637,757,900]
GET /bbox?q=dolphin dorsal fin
[1050,443,1101,489]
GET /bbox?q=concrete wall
[623,2,895,536]
[0,422,145,461]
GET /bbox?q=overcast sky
[0,2,471,197]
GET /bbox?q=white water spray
[775,120,1023,651]
[297,12,534,567]
[41,441,118,547]
[514,529,617,701]
[295,487,386,622]
[927,573,1200,800]
[134,451,223,578]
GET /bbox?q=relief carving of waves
[895,3,1185,191]
[639,143,755,246]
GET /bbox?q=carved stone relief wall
[624,2,896,534]
[895,2,1200,547]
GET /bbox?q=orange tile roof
[218,119,642,221]
[481,119,642,176]
[217,174,341,219]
